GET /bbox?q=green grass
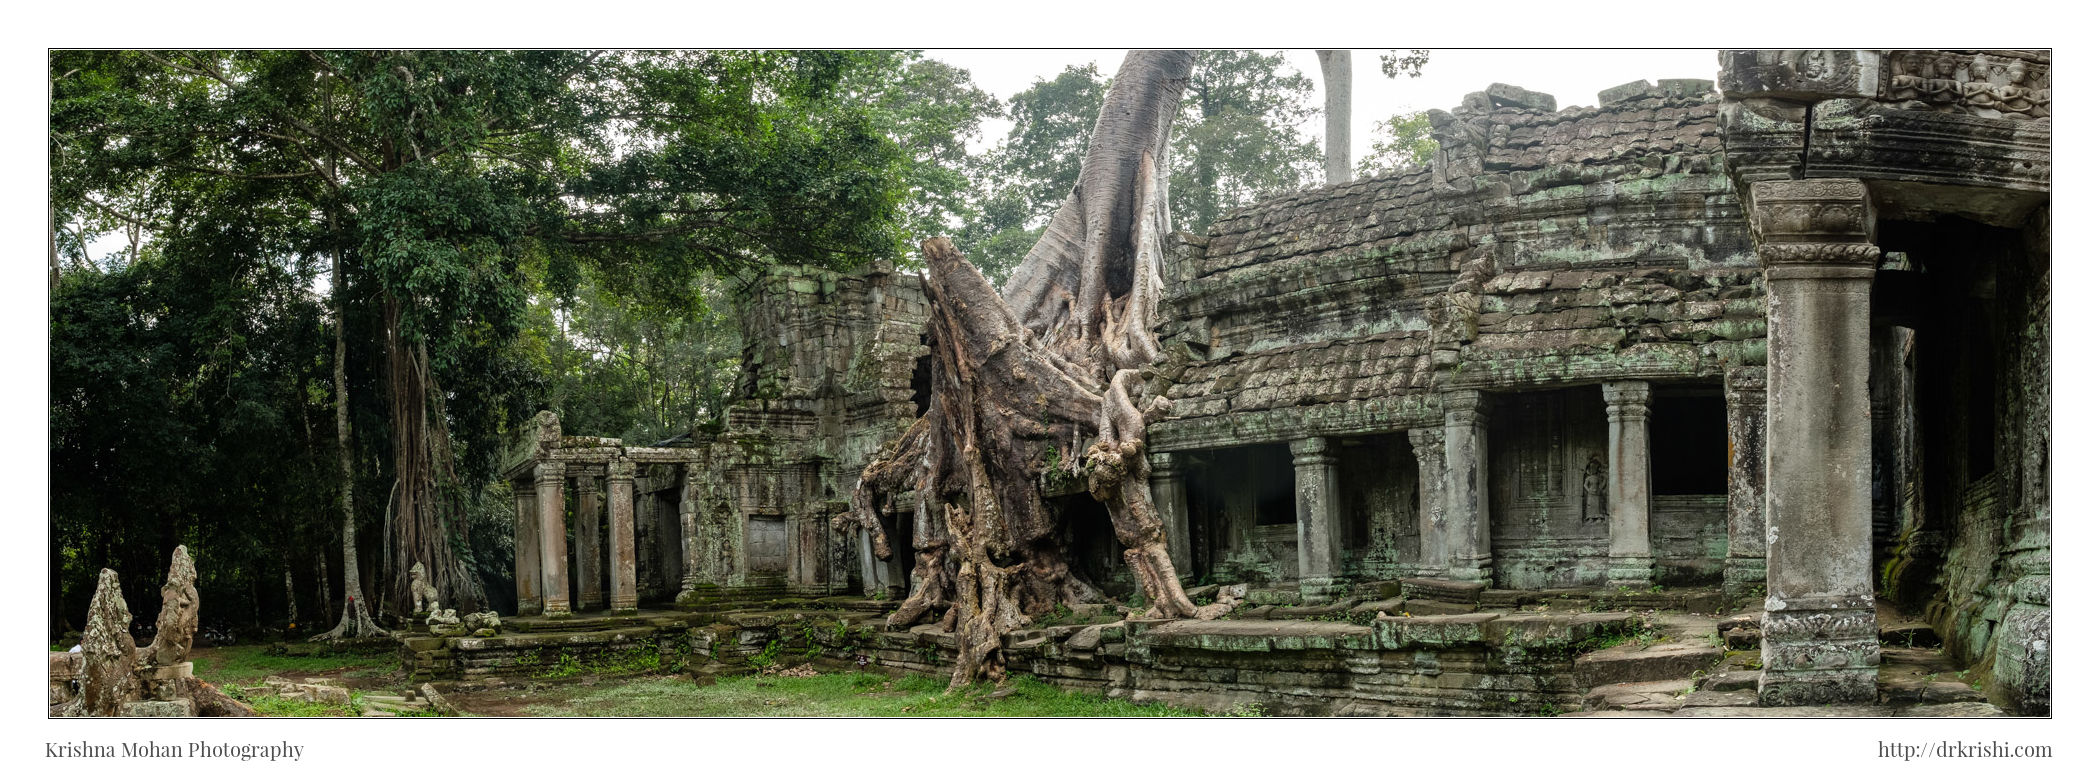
[239,693,362,717]
[190,644,396,688]
[516,671,1210,717]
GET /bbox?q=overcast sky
[927,49,1723,159]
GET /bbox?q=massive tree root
[837,51,1215,689]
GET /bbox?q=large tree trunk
[1317,49,1353,184]
[382,301,487,617]
[841,50,1225,690]
[316,251,387,641]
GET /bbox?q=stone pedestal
[1752,178,1881,705]
[1602,381,1654,585]
[1290,437,1346,604]
[1724,366,1768,599]
[1407,427,1447,577]
[534,462,572,618]
[1148,452,1192,577]
[607,458,638,615]
[574,474,605,612]
[511,481,542,616]
[1441,390,1493,582]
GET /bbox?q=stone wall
[1156,78,1758,456]
[690,610,1642,717]
[1152,78,1758,591]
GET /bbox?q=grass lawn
[188,644,402,717]
[190,644,397,687]
[513,671,1217,717]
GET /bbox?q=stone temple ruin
[464,50,2047,716]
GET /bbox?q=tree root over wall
[837,51,1229,690]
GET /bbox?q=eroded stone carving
[408,560,441,615]
[144,546,198,667]
[78,569,138,717]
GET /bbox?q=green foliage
[1172,50,1322,233]
[49,49,921,627]
[746,639,785,670]
[1356,110,1438,177]
[954,63,1109,283]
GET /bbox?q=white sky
[927,49,1723,161]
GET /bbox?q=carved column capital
[1147,451,1181,480]
[1726,365,1768,404]
[1289,437,1337,466]
[576,472,601,496]
[1752,178,1881,278]
[608,457,636,481]
[1602,380,1652,424]
[1442,389,1489,426]
[1407,426,1445,458]
[534,461,565,485]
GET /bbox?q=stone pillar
[606,458,638,615]
[1752,178,1881,705]
[1602,381,1654,585]
[1724,366,1768,599]
[574,473,604,612]
[512,480,543,616]
[1407,427,1447,577]
[1290,437,1346,604]
[677,462,706,600]
[1148,452,1192,576]
[534,462,571,618]
[1441,390,1493,582]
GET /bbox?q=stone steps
[1574,640,1725,687]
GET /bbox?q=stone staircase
[1566,609,2006,717]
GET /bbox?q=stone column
[1148,452,1192,576]
[1724,366,1768,599]
[1407,427,1447,577]
[606,457,638,614]
[1752,178,1881,705]
[534,462,572,618]
[1602,381,1654,585]
[1290,437,1346,604]
[676,462,706,600]
[512,480,543,616]
[1441,390,1493,582]
[573,473,605,612]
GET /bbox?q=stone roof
[1155,79,1762,442]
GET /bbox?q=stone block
[1582,679,1693,711]
[1399,578,1485,603]
[121,699,194,717]
[1599,80,1657,107]
[1403,599,1477,616]
[1575,641,1723,687]
[1486,83,1556,112]
[1699,670,1761,692]
[1375,613,1497,650]
[1890,702,2007,717]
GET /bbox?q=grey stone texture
[495,51,2047,713]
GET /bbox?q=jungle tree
[840,50,1236,689]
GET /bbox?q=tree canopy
[49,49,920,626]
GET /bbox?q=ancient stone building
[505,50,2048,713]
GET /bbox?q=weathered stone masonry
[504,50,2049,713]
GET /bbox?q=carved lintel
[1720,50,1881,101]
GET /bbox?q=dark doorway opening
[1652,394,1726,495]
